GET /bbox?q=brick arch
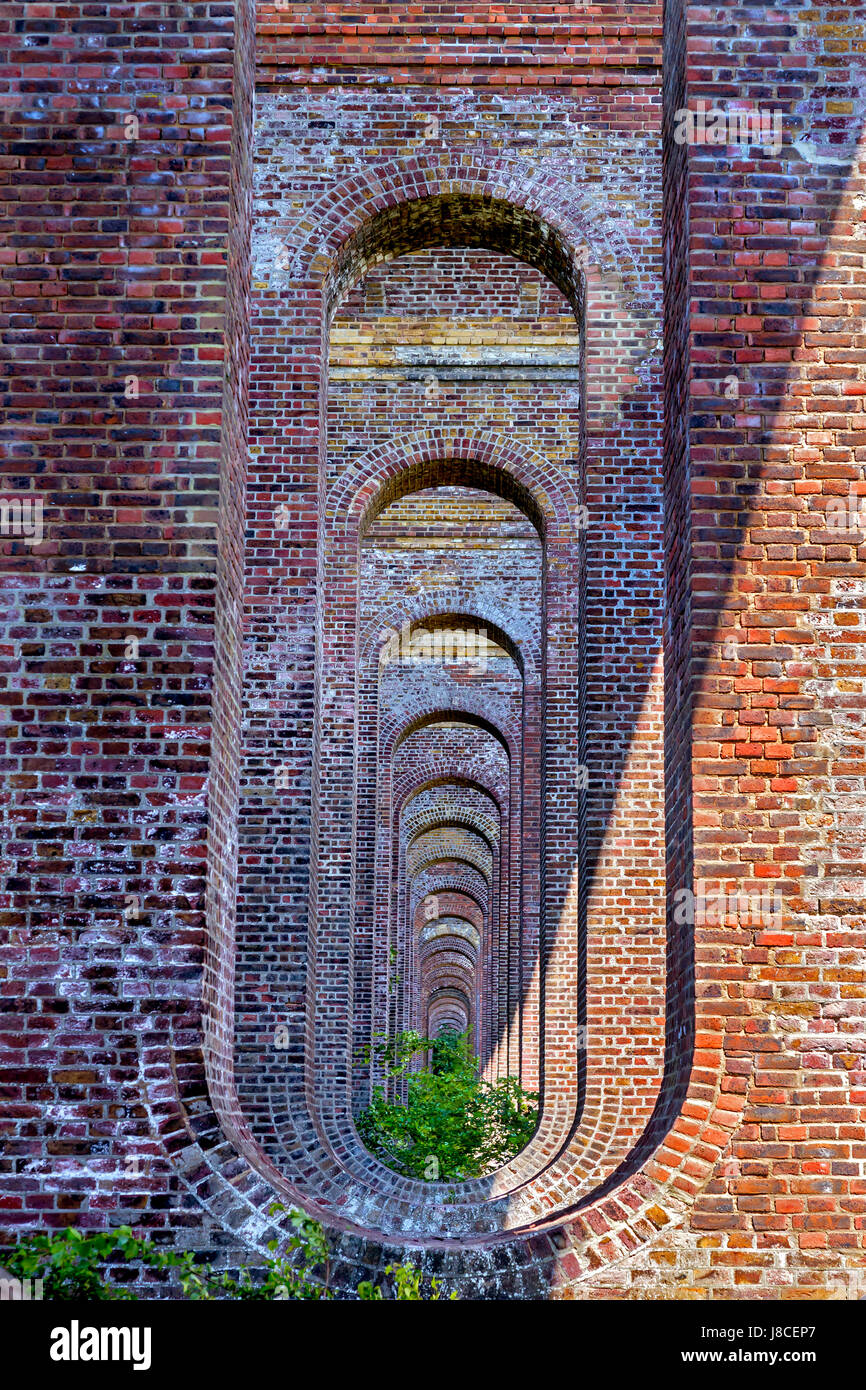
[407,839,492,888]
[423,961,476,1015]
[215,150,646,1196]
[407,820,496,867]
[338,439,547,1098]
[362,599,538,682]
[420,919,482,952]
[399,783,509,1080]
[427,986,472,1038]
[391,728,508,806]
[428,986,472,1008]
[276,153,639,306]
[327,428,580,545]
[381,704,523,1082]
[429,1004,469,1027]
[423,948,478,975]
[409,864,491,1052]
[314,435,567,1190]
[403,805,500,860]
[384,696,528,1068]
[387,702,519,762]
[411,865,490,921]
[323,191,583,311]
[422,961,478,1000]
[402,779,501,821]
[356,601,520,1091]
[421,938,479,969]
[414,893,485,939]
[403,795,505,934]
[421,939,478,971]
[395,766,509,821]
[201,140,678,1255]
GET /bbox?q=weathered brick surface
[0,0,863,1300]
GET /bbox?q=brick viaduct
[1,2,865,1298]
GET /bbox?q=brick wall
[0,0,863,1300]
[0,0,259,1276]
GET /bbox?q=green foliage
[176,1204,331,1301]
[356,1028,538,1182]
[1,1225,182,1301]
[357,1263,457,1301]
[3,1206,456,1301]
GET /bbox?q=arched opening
[217,172,672,1245]
[355,470,542,1110]
[319,226,573,1173]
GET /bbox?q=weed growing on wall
[2,1209,456,1302]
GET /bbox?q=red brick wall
[0,0,259,1274]
[1,0,863,1300]
[662,1,866,1296]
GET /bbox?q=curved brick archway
[312,421,579,1190]
[202,94,690,1272]
[387,713,523,1084]
[6,0,863,1307]
[204,147,674,1243]
[195,130,683,1256]
[361,595,540,682]
[400,780,506,1071]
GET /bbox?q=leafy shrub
[1,1226,182,1301]
[356,1028,538,1182]
[175,1205,331,1300]
[358,1263,456,1300]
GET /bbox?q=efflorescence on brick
[0,0,864,1300]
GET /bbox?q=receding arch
[394,709,513,758]
[407,820,496,860]
[202,154,678,1254]
[367,607,530,681]
[328,427,579,544]
[327,190,584,317]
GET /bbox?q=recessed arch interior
[327,191,584,320]
[219,158,673,1244]
[393,710,514,758]
[358,466,548,542]
[354,454,543,1103]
